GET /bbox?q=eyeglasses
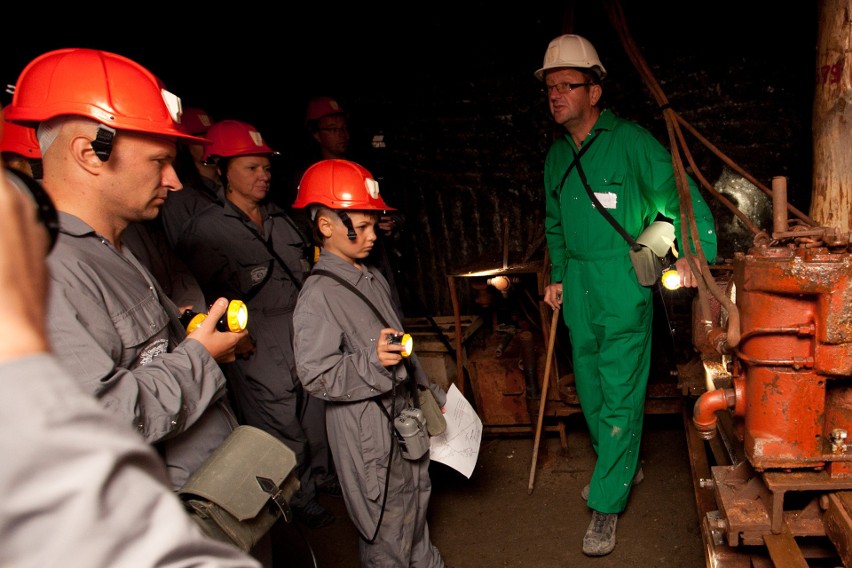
[318,126,348,134]
[543,81,593,95]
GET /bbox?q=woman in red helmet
[176,119,336,531]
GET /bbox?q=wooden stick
[528,307,561,494]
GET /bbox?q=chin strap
[337,210,357,240]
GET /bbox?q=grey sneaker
[583,510,618,556]
[581,467,644,501]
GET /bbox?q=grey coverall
[45,212,237,490]
[123,219,207,311]
[177,197,329,507]
[0,354,261,568]
[159,175,221,251]
[293,251,447,567]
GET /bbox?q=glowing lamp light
[388,333,414,357]
[181,299,249,333]
[225,300,250,331]
[661,267,682,291]
[487,276,511,293]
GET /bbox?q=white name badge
[594,192,618,209]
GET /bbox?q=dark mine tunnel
[5,2,847,567]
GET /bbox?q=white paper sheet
[429,383,482,479]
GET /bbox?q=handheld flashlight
[661,266,682,291]
[181,300,249,333]
[388,332,413,357]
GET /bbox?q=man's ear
[70,134,106,174]
[589,83,603,107]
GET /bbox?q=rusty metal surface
[762,469,852,493]
[736,248,852,370]
[713,463,773,546]
[687,420,852,566]
[688,423,846,566]
[724,248,852,470]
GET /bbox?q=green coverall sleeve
[543,146,569,283]
[634,134,718,264]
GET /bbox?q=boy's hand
[377,327,405,367]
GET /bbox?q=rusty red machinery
[688,176,852,566]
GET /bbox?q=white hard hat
[534,34,607,82]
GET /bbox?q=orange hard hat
[293,159,394,213]
[4,48,207,144]
[305,96,346,124]
[201,119,277,163]
[1,120,41,158]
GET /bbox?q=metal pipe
[772,176,788,236]
[692,378,743,440]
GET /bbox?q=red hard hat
[293,159,394,212]
[201,119,277,162]
[305,96,345,123]
[3,48,207,144]
[1,120,41,158]
[181,107,214,135]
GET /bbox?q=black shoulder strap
[564,131,639,250]
[555,129,600,195]
[311,269,388,326]
[575,160,639,250]
[240,218,305,290]
[310,268,420,408]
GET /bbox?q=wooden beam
[824,492,852,566]
[763,524,808,568]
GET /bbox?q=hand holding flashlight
[185,298,249,364]
[377,328,413,367]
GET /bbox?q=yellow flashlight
[661,267,682,291]
[388,332,413,357]
[180,300,249,333]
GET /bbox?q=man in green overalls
[537,34,717,557]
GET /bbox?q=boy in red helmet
[292,159,451,567]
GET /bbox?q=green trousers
[563,252,652,513]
